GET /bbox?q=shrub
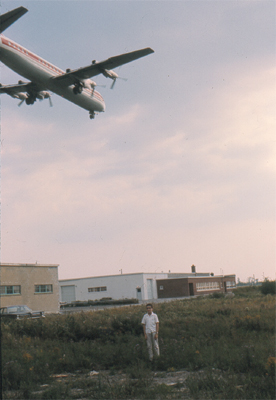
[233,286,261,297]
[209,292,224,299]
[260,280,276,295]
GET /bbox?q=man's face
[147,306,153,315]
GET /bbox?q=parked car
[0,305,45,319]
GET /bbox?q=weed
[1,288,275,399]
[186,368,275,399]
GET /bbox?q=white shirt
[141,312,159,334]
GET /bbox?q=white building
[59,273,169,303]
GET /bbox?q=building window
[0,285,21,295]
[34,284,53,293]
[159,285,164,290]
[88,286,107,292]
[226,281,236,288]
[196,282,220,291]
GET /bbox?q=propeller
[16,92,28,106]
[110,79,116,90]
[101,68,127,89]
[42,92,53,107]
[81,79,106,97]
[90,82,106,96]
[18,98,25,107]
[110,76,127,90]
[37,91,52,107]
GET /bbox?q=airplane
[0,6,154,119]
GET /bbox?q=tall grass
[1,288,275,399]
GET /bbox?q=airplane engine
[102,69,126,89]
[83,79,97,90]
[37,91,50,100]
[13,92,28,100]
[102,69,117,80]
[37,91,53,106]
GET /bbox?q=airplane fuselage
[0,35,106,114]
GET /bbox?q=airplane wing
[0,81,52,106]
[53,47,154,85]
[0,81,43,96]
[0,6,28,34]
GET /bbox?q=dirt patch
[3,369,197,399]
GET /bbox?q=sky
[0,0,275,282]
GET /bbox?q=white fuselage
[0,35,105,113]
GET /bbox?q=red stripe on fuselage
[0,35,104,102]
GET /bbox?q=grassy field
[1,286,275,399]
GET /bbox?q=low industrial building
[59,273,168,303]
[157,275,236,298]
[0,263,59,313]
[59,268,236,303]
[1,263,236,310]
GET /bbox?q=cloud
[1,1,275,283]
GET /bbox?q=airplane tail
[0,6,28,34]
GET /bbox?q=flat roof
[157,275,236,281]
[59,272,235,282]
[0,263,59,268]
[59,272,168,282]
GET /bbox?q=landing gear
[73,83,83,95]
[89,111,95,119]
[25,94,36,105]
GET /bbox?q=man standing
[141,303,160,361]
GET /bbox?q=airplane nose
[101,100,106,112]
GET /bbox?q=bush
[260,280,276,295]
[62,298,139,308]
[209,292,224,299]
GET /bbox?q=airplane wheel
[73,85,83,95]
[26,97,35,105]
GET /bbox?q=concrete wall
[59,273,168,302]
[0,264,59,312]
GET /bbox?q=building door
[136,287,142,301]
[147,279,153,299]
[189,283,194,296]
[61,285,76,303]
